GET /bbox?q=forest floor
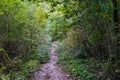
[33,44,73,80]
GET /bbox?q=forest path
[34,44,73,80]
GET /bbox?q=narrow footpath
[34,44,73,80]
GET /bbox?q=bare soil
[34,44,73,80]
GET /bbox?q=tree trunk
[111,0,119,79]
[112,0,119,30]
[111,0,119,54]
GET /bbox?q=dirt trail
[34,44,73,80]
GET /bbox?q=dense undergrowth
[0,0,120,80]
[52,0,120,80]
[0,0,51,79]
[0,44,50,80]
[57,42,119,80]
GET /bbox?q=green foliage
[55,0,119,79]
[0,0,120,79]
[58,54,97,80]
[89,31,103,46]
[0,0,51,79]
[71,60,97,80]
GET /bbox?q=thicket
[45,0,120,80]
[0,0,50,79]
[0,0,120,80]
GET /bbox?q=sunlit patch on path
[34,44,73,80]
